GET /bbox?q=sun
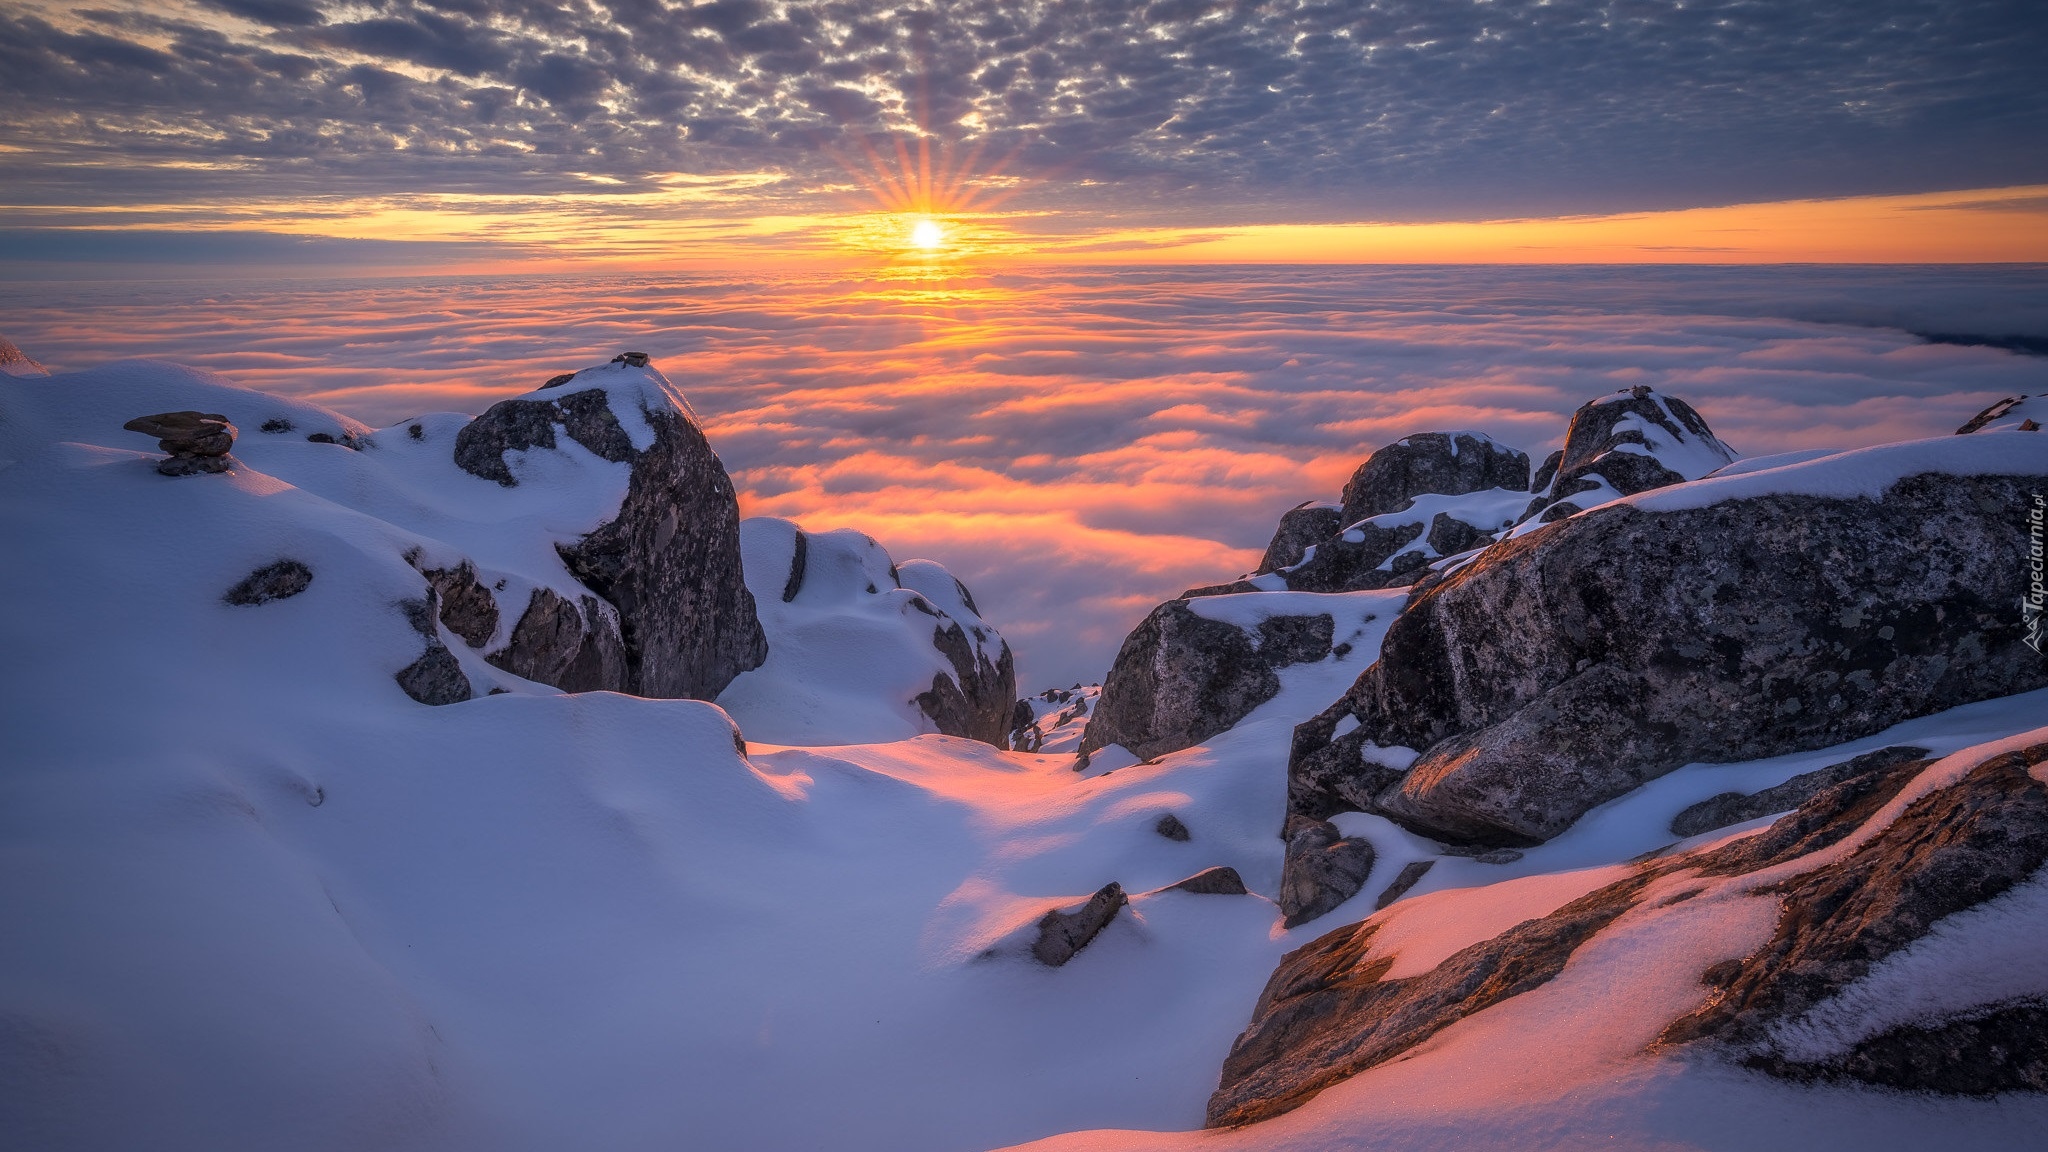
[909,218,945,250]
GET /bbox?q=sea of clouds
[5,265,2044,689]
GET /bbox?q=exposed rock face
[124,410,236,476]
[1164,867,1249,896]
[1958,394,2044,434]
[1277,815,1375,928]
[1372,860,1434,910]
[1339,432,1530,527]
[1669,744,1930,838]
[487,587,630,694]
[0,334,48,377]
[1254,502,1343,575]
[455,366,765,701]
[1521,387,1736,523]
[224,559,312,606]
[1009,685,1098,753]
[1155,812,1191,841]
[418,560,500,649]
[1290,471,2048,846]
[394,594,472,706]
[913,613,1019,746]
[1031,883,1127,966]
[1209,740,2048,1127]
[1079,603,1333,764]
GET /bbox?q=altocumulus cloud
[0,0,2044,224]
[4,265,2044,687]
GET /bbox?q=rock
[124,410,236,476]
[912,616,1019,747]
[1278,815,1376,929]
[1254,502,1344,575]
[1078,602,1296,763]
[259,417,295,434]
[393,594,472,706]
[417,560,500,649]
[1521,387,1735,523]
[541,372,577,388]
[486,586,629,694]
[1155,812,1192,841]
[1529,449,1563,494]
[1339,432,1530,527]
[1372,860,1434,910]
[1666,741,2048,1093]
[1206,731,2048,1129]
[0,334,47,378]
[1163,867,1248,896]
[1008,685,1101,753]
[223,559,313,606]
[1290,470,2048,847]
[455,364,765,701]
[1031,883,1127,967]
[1668,745,1931,838]
[1957,394,2044,434]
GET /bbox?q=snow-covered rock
[1291,433,2048,846]
[1008,684,1101,753]
[1957,393,2045,434]
[456,358,766,700]
[1519,385,1738,524]
[715,517,1017,746]
[1252,501,1343,575]
[1338,430,1530,527]
[0,332,47,377]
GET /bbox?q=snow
[1629,430,2048,514]
[7,356,2048,1152]
[1962,394,2043,434]
[716,517,1010,745]
[1014,685,1101,754]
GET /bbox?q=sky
[3,0,2048,271]
[6,265,2044,688]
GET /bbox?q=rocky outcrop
[1009,685,1098,753]
[224,559,313,605]
[1254,502,1343,575]
[1520,386,1735,523]
[124,410,236,476]
[1278,815,1375,928]
[1208,739,2048,1127]
[1339,432,1529,526]
[457,363,766,701]
[913,610,1019,746]
[418,560,500,649]
[1163,867,1249,896]
[0,334,47,378]
[1668,744,1930,838]
[1289,470,2048,846]
[1078,602,1332,764]
[1031,883,1127,966]
[394,594,472,706]
[1958,394,2043,434]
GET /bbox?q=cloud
[1,1,2044,227]
[4,265,2043,689]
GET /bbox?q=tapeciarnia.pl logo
[2026,492,2046,656]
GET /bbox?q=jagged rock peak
[1521,386,1736,523]
[1339,431,1530,527]
[455,355,765,702]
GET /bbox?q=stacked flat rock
[125,411,236,476]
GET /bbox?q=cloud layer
[3,0,2045,230]
[4,264,2043,688]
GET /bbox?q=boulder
[456,361,766,701]
[223,559,313,606]
[1154,812,1192,841]
[123,410,236,476]
[487,586,630,694]
[1254,502,1344,575]
[1277,815,1375,928]
[1031,883,1127,967]
[1520,386,1736,523]
[1079,602,1333,764]
[1339,431,1530,527]
[1290,465,2048,847]
[393,594,472,706]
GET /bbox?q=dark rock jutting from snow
[1957,394,2044,434]
[455,368,766,701]
[489,587,630,694]
[1164,867,1249,896]
[224,559,313,605]
[1155,813,1192,841]
[1254,502,1344,575]
[1031,883,1128,967]
[1277,815,1375,928]
[394,594,472,706]
[1078,603,1332,765]
[124,410,236,476]
[913,616,1019,747]
[1373,860,1435,910]
[1668,744,1931,838]
[1521,387,1735,523]
[1340,431,1531,526]
[1289,471,2048,848]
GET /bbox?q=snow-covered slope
[717,517,1017,745]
